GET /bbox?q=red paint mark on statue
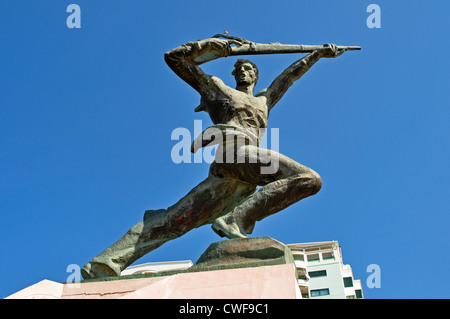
[176,204,209,228]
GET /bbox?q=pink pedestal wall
[6,264,301,299]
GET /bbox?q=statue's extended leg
[81,176,255,279]
[211,145,322,239]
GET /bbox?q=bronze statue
[81,35,359,279]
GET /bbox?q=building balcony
[297,278,309,286]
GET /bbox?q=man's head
[232,59,259,87]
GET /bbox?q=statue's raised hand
[211,34,254,47]
[318,43,345,58]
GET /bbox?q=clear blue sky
[1,1,449,299]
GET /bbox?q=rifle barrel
[230,43,361,56]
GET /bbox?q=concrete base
[6,263,301,299]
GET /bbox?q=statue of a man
[81,36,345,279]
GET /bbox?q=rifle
[231,43,361,56]
[215,33,360,56]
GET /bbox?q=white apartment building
[120,260,193,276]
[287,241,364,299]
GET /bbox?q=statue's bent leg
[211,145,322,239]
[81,176,255,279]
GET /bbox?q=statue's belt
[190,124,260,153]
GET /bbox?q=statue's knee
[308,171,322,195]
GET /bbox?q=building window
[310,288,330,297]
[298,274,308,280]
[343,277,353,288]
[307,254,320,262]
[322,252,335,260]
[294,254,304,261]
[355,289,363,299]
[309,270,327,278]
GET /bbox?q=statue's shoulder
[205,75,233,93]
[255,88,268,97]
[209,75,226,86]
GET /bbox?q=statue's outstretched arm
[263,44,342,111]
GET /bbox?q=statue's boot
[81,261,120,280]
[81,176,256,280]
[211,215,247,239]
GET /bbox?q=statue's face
[234,63,257,86]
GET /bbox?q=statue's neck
[236,84,254,96]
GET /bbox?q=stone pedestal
[192,236,295,271]
[6,237,301,299]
